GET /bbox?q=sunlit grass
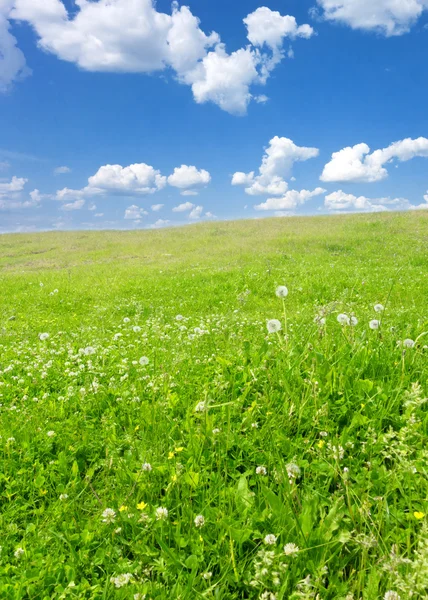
[0,212,427,599]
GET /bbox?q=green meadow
[0,211,427,599]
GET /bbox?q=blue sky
[1,0,428,233]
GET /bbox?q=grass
[0,211,427,599]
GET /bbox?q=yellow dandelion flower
[168,451,175,460]
[171,474,178,482]
[317,440,325,448]
[119,505,127,512]
[175,447,184,453]
[414,511,425,519]
[137,501,147,511]
[40,489,47,495]
[134,425,140,432]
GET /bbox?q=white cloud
[88,163,166,194]
[167,164,211,189]
[0,160,10,171]
[172,201,195,212]
[321,137,428,183]
[205,211,216,218]
[54,165,71,174]
[254,187,326,210]
[189,205,203,219]
[88,202,96,211]
[124,204,148,219]
[316,0,428,36]
[151,203,164,211]
[0,2,29,91]
[150,218,170,228]
[425,190,428,202]
[181,190,199,196]
[232,136,319,196]
[94,213,104,217]
[7,1,313,114]
[324,190,411,212]
[0,175,27,193]
[60,199,85,211]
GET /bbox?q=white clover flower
[155,506,168,520]
[14,547,24,559]
[369,319,380,330]
[194,514,205,528]
[59,493,68,500]
[374,304,385,313]
[194,401,207,413]
[47,430,55,437]
[39,333,50,341]
[337,314,350,326]
[102,508,116,523]
[263,534,277,545]
[384,592,400,600]
[275,286,288,298]
[256,466,267,476]
[403,339,415,348]
[283,543,299,556]
[350,316,358,326]
[261,593,277,600]
[267,319,282,333]
[142,462,152,472]
[134,594,147,600]
[139,356,149,366]
[110,573,133,588]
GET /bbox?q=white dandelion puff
[374,304,385,313]
[39,333,50,341]
[123,317,130,323]
[267,319,282,333]
[350,316,358,326]
[139,356,149,366]
[133,326,141,332]
[337,314,350,326]
[275,286,288,298]
[403,339,415,348]
[194,514,205,528]
[369,319,380,330]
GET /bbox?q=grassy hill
[0,212,427,599]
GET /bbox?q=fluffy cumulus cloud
[4,1,314,114]
[61,199,85,211]
[254,187,326,210]
[0,0,29,92]
[321,137,428,183]
[172,201,195,212]
[0,175,46,210]
[232,136,319,196]
[167,165,211,194]
[124,204,148,220]
[189,205,203,219]
[324,190,412,212]
[316,0,428,36]
[151,203,164,211]
[0,174,27,193]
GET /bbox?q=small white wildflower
[369,319,380,330]
[59,493,68,500]
[264,534,277,545]
[194,401,207,413]
[142,462,152,472]
[267,319,282,333]
[337,314,350,326]
[155,506,168,520]
[101,508,116,523]
[283,543,299,556]
[114,527,122,534]
[14,547,24,559]
[374,304,385,313]
[286,462,301,480]
[139,356,149,366]
[202,572,212,580]
[47,430,55,437]
[110,573,132,588]
[403,339,415,348]
[256,466,267,476]
[194,514,205,528]
[384,592,400,600]
[275,286,288,298]
[134,594,146,600]
[251,422,259,428]
[261,591,277,600]
[212,428,221,435]
[39,333,50,341]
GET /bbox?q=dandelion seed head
[374,304,385,313]
[275,286,288,298]
[369,319,380,330]
[39,333,50,341]
[139,356,149,366]
[403,339,415,348]
[142,462,152,471]
[337,314,350,326]
[267,319,282,333]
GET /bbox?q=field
[0,212,427,600]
